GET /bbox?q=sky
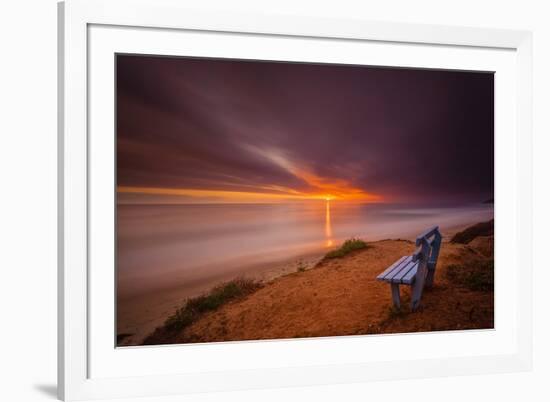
[116,54,494,205]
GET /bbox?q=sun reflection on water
[325,200,333,247]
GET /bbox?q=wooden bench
[376,226,442,311]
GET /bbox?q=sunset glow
[118,146,383,203]
[117,55,494,205]
[117,185,381,204]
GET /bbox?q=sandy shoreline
[116,249,325,345]
[117,218,491,346]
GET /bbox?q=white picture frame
[58,0,533,400]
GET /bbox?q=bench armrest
[415,225,440,246]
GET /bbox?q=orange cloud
[243,146,381,202]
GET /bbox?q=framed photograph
[58,0,533,400]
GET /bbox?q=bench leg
[391,283,401,309]
[425,268,435,288]
[411,277,425,311]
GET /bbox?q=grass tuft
[388,305,407,318]
[296,260,307,272]
[144,278,262,344]
[324,238,369,259]
[445,259,494,291]
[116,333,133,344]
[450,220,494,244]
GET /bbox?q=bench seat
[376,256,419,285]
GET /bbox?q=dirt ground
[150,237,493,344]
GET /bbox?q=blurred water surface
[117,202,493,299]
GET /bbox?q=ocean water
[116,202,493,301]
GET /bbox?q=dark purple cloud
[117,54,493,205]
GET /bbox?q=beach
[142,221,494,345]
[117,203,493,346]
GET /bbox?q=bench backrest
[412,226,442,288]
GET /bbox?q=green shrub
[324,238,369,259]
[164,278,262,332]
[451,220,494,244]
[446,259,494,291]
